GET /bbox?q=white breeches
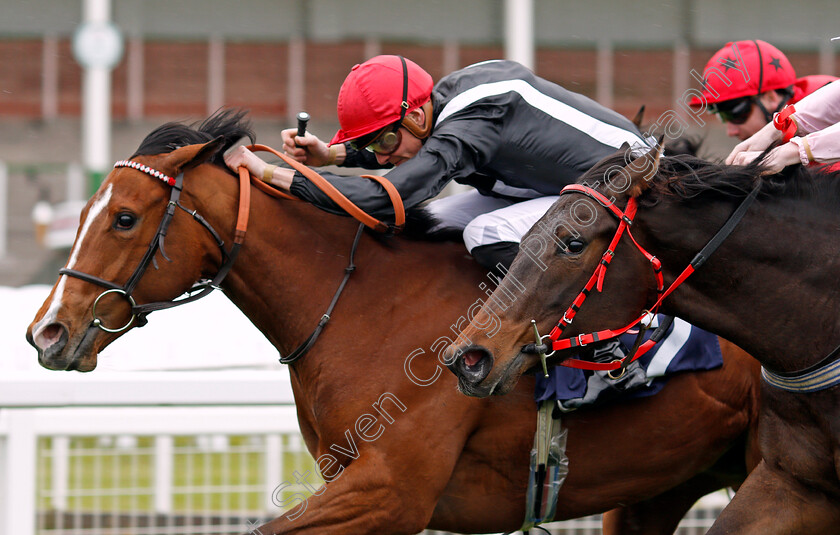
[426,189,559,252]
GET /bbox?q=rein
[247,144,406,234]
[528,182,761,373]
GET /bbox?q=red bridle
[543,184,665,371]
[541,181,759,372]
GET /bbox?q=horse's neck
[649,200,840,372]
[221,198,367,353]
[201,184,482,365]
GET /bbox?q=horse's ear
[182,136,226,171]
[161,136,226,175]
[631,105,646,129]
[625,141,664,198]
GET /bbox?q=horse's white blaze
[65,183,113,272]
[33,185,113,347]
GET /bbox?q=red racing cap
[330,55,433,146]
[690,40,796,107]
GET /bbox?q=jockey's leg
[462,196,559,274]
[470,241,519,275]
[425,189,513,233]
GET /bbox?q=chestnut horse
[27,112,762,535]
[449,145,840,533]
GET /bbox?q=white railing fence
[0,371,311,535]
[0,370,729,535]
[3,288,727,535]
[0,159,7,259]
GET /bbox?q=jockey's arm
[790,79,840,133]
[727,80,840,168]
[286,116,503,219]
[789,122,840,165]
[223,145,297,191]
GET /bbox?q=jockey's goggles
[709,97,753,125]
[349,122,403,155]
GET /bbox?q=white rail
[0,160,7,258]
[0,371,730,535]
[0,370,295,408]
[0,371,298,535]
[3,288,727,534]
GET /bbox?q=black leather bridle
[59,161,243,333]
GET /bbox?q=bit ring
[91,288,137,333]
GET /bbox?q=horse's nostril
[33,322,66,351]
[463,350,484,368]
[455,346,494,383]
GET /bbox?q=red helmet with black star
[690,40,796,107]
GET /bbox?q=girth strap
[761,342,840,393]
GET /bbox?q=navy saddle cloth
[535,315,722,407]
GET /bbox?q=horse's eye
[114,213,136,230]
[564,239,586,254]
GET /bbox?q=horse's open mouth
[452,350,529,398]
[455,375,497,398]
[485,351,529,396]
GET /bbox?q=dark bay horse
[449,145,840,533]
[26,112,762,534]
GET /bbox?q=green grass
[37,434,322,514]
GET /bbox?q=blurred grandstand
[0,0,836,286]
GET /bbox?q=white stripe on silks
[462,59,504,69]
[645,317,693,378]
[434,79,649,150]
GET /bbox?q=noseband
[58,160,250,333]
[528,181,760,374]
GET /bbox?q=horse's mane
[364,206,463,246]
[131,109,255,166]
[581,145,840,210]
[662,135,703,158]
